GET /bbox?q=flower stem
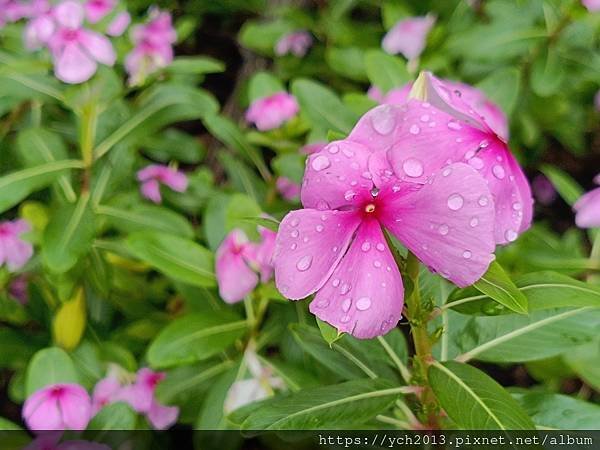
[404,251,440,428]
[79,101,98,193]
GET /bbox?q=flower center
[364,203,376,214]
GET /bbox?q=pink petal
[274,31,312,57]
[53,0,84,29]
[53,43,97,84]
[146,400,179,430]
[310,220,404,339]
[4,235,33,271]
[382,15,435,60]
[140,179,162,203]
[224,379,269,413]
[137,164,163,181]
[23,388,63,431]
[157,167,188,192]
[84,0,115,23]
[24,15,55,50]
[79,30,116,66]
[380,163,496,287]
[346,104,407,154]
[245,92,299,131]
[574,187,600,228]
[91,376,121,414]
[216,229,259,303]
[276,177,301,201]
[301,141,374,211]
[106,11,130,36]
[583,0,600,12]
[273,209,361,299]
[300,141,327,155]
[57,386,92,430]
[254,227,276,282]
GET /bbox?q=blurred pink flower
[532,174,557,206]
[23,383,92,431]
[84,0,115,23]
[125,8,176,85]
[382,15,435,61]
[274,30,312,57]
[300,141,327,155]
[574,175,600,228]
[23,0,54,50]
[274,129,496,338]
[137,164,188,204]
[92,368,178,430]
[24,433,110,450]
[582,0,600,12]
[47,0,116,83]
[216,227,276,303]
[245,92,299,131]
[0,219,33,272]
[8,275,28,304]
[106,11,130,36]
[276,177,301,201]
[367,85,412,106]
[595,90,600,111]
[0,0,31,26]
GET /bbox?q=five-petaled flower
[245,92,299,131]
[273,104,498,338]
[23,383,92,431]
[382,15,435,62]
[274,30,313,58]
[137,164,188,204]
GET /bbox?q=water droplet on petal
[505,229,518,242]
[447,120,462,130]
[439,224,449,235]
[478,196,489,207]
[512,202,522,211]
[341,298,352,312]
[340,283,351,295]
[291,230,299,238]
[316,225,324,232]
[361,242,371,252]
[442,168,452,177]
[342,148,355,158]
[371,106,395,135]
[492,165,506,179]
[470,217,479,227]
[410,124,420,135]
[468,157,484,170]
[296,255,313,271]
[311,155,331,171]
[316,200,329,210]
[328,145,339,154]
[356,297,372,311]
[479,139,489,148]
[340,314,351,323]
[344,190,356,201]
[290,218,299,227]
[361,171,373,180]
[403,158,424,178]
[420,114,430,122]
[463,250,472,259]
[447,193,464,211]
[465,150,475,160]
[317,298,330,308]
[332,278,340,287]
[373,260,382,268]
[376,243,385,252]
[291,243,297,250]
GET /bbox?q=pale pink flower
[0,0,31,26]
[273,116,497,338]
[582,0,600,12]
[23,383,92,431]
[532,174,556,206]
[574,175,600,228]
[47,0,116,84]
[595,90,600,111]
[274,30,312,57]
[23,0,54,50]
[137,164,188,204]
[245,92,299,131]
[8,275,28,304]
[386,72,532,244]
[215,226,276,303]
[0,219,33,272]
[367,85,412,106]
[124,8,176,85]
[84,0,115,23]
[382,15,435,61]
[276,177,301,201]
[300,141,327,155]
[106,11,130,36]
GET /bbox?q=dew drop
[296,255,313,271]
[465,150,476,160]
[468,157,484,170]
[344,190,356,201]
[439,224,449,235]
[291,243,297,250]
[316,200,329,211]
[403,158,424,178]
[356,297,372,311]
[512,202,522,211]
[332,278,340,287]
[376,243,385,252]
[373,260,382,268]
[447,193,464,211]
[340,314,351,323]
[371,106,395,135]
[291,230,299,238]
[505,229,518,242]
[290,218,300,227]
[478,195,489,207]
[462,250,472,259]
[316,225,324,232]
[410,124,421,135]
[342,148,355,158]
[447,120,462,130]
[492,164,506,179]
[470,217,479,227]
[328,145,339,154]
[420,114,430,122]
[311,155,330,171]
[340,283,351,295]
[361,171,373,180]
[442,168,452,177]
[361,242,371,252]
[341,298,352,312]
[479,139,489,148]
[316,298,330,308]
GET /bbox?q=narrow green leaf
[364,50,410,92]
[317,318,344,346]
[166,56,225,75]
[429,361,535,430]
[97,204,194,238]
[472,261,528,314]
[476,67,521,116]
[540,165,583,206]
[247,71,285,102]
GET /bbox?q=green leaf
[141,128,205,164]
[317,318,344,346]
[258,357,320,391]
[42,193,96,273]
[512,391,600,430]
[562,339,600,392]
[127,231,215,287]
[272,152,305,184]
[166,56,225,75]
[247,71,285,102]
[429,361,535,430]
[147,312,247,368]
[472,261,528,314]
[87,402,137,430]
[237,379,401,429]
[97,204,194,238]
[364,50,410,92]
[0,416,23,430]
[291,78,358,136]
[238,19,291,54]
[26,347,79,396]
[326,47,368,82]
[531,48,565,97]
[540,165,583,206]
[240,216,280,232]
[0,160,83,214]
[476,67,521,116]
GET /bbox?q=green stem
[80,102,98,192]
[244,296,256,329]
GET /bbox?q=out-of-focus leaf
[166,56,225,75]
[272,153,305,184]
[238,19,292,55]
[247,71,285,102]
[540,165,583,206]
[326,47,368,82]
[472,261,528,314]
[141,128,205,164]
[476,67,520,117]
[88,402,137,430]
[97,204,194,238]
[563,339,600,392]
[147,312,247,368]
[531,48,565,97]
[127,231,215,287]
[317,318,343,346]
[26,347,79,395]
[364,50,410,92]
[429,361,535,429]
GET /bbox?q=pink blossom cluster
[272,71,533,339]
[215,226,276,303]
[0,219,33,272]
[246,92,300,131]
[137,164,188,204]
[22,368,178,431]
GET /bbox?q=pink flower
[382,15,435,61]
[245,92,299,131]
[276,177,301,201]
[0,219,33,272]
[106,11,129,36]
[532,174,556,206]
[137,164,188,204]
[300,141,327,155]
[274,30,312,57]
[367,85,412,106]
[273,119,497,338]
[22,0,54,50]
[84,0,115,23]
[583,0,600,12]
[91,368,179,430]
[47,0,116,84]
[0,0,31,26]
[386,72,532,244]
[215,227,276,303]
[574,176,600,228]
[23,383,92,431]
[8,275,28,304]
[23,433,110,450]
[124,8,176,85]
